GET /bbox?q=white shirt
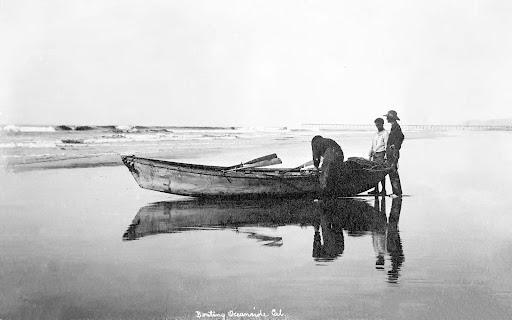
[369,129,389,157]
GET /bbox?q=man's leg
[370,152,385,194]
[323,157,346,197]
[319,159,333,198]
[387,151,402,196]
[389,169,402,196]
[380,177,386,194]
[369,185,379,195]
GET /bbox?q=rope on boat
[345,157,389,172]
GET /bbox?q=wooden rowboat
[121,154,390,198]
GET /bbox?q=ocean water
[1,129,512,320]
[0,124,379,171]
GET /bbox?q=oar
[238,157,282,170]
[224,153,282,172]
[286,160,314,172]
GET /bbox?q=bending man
[311,135,344,196]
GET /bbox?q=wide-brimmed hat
[383,110,400,121]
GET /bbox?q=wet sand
[1,131,512,320]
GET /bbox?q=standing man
[383,110,404,197]
[311,135,344,196]
[368,117,389,195]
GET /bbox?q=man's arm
[383,131,389,149]
[394,128,404,150]
[369,134,375,160]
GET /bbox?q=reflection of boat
[123,198,319,241]
[124,196,404,277]
[123,197,377,242]
[121,155,389,198]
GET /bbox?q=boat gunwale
[122,155,318,178]
[122,155,390,179]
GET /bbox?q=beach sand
[1,130,512,320]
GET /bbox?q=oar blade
[226,153,278,170]
[225,157,282,172]
[239,157,282,169]
[244,153,278,165]
[289,160,314,171]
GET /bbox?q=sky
[1,0,511,127]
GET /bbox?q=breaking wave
[0,124,328,151]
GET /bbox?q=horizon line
[2,123,512,128]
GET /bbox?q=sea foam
[1,125,56,132]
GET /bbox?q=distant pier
[302,124,512,131]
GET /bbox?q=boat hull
[121,155,389,198]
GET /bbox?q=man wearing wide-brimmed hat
[383,110,404,197]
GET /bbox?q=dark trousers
[389,168,402,195]
[321,158,344,192]
[386,149,402,196]
[373,151,386,191]
[319,156,345,197]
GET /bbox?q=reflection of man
[312,201,345,261]
[383,110,404,197]
[311,135,344,196]
[387,197,404,283]
[313,215,345,261]
[371,196,387,269]
[371,196,404,283]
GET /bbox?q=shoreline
[0,130,492,172]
